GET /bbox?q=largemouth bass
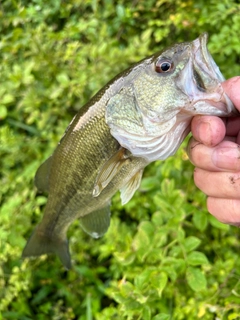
[22,34,236,269]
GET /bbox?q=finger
[225,117,240,136]
[194,168,240,199]
[187,138,240,171]
[191,115,226,147]
[223,77,240,136]
[222,76,240,111]
[207,197,240,226]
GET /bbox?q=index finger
[222,76,240,110]
[223,77,240,136]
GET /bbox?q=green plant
[1,1,240,319]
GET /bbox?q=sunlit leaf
[186,267,207,292]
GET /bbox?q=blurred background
[1,1,240,319]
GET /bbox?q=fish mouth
[181,33,236,116]
[193,68,206,92]
[193,33,225,84]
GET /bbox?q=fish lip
[180,33,235,115]
[196,33,225,82]
[192,33,224,85]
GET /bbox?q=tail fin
[22,225,71,269]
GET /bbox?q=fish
[22,33,236,269]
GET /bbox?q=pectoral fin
[34,156,53,193]
[120,169,143,205]
[93,147,129,197]
[79,204,111,238]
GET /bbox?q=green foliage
[1,0,240,319]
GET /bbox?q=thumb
[222,76,240,111]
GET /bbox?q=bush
[1,1,240,319]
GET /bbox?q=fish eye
[155,59,174,73]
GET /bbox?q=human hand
[187,76,240,226]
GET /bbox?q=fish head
[106,34,236,162]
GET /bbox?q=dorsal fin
[34,156,52,193]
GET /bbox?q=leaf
[182,236,201,252]
[120,281,135,298]
[134,269,153,291]
[228,313,240,320]
[32,286,52,305]
[56,73,70,87]
[0,105,7,119]
[1,93,15,105]
[114,252,135,266]
[151,211,164,227]
[187,251,209,266]
[192,211,208,231]
[141,176,159,191]
[209,215,230,231]
[160,265,177,282]
[161,179,175,197]
[116,4,125,18]
[177,227,185,241]
[133,221,155,252]
[151,272,168,297]
[186,267,207,292]
[152,314,170,320]
[142,306,151,320]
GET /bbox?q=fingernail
[212,146,240,170]
[198,121,211,145]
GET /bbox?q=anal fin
[120,169,143,205]
[79,204,111,238]
[93,147,130,197]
